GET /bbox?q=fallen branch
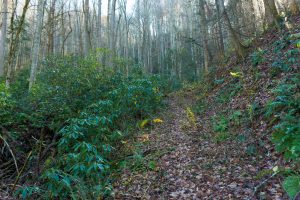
[0,135,19,175]
[41,133,59,160]
[12,151,32,193]
[248,172,279,200]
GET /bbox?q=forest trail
[114,92,286,199]
[114,93,201,199]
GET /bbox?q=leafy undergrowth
[113,16,300,199]
[0,55,167,199]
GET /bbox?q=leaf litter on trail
[113,94,288,199]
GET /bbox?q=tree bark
[0,0,8,77]
[221,0,247,59]
[263,0,280,29]
[46,0,56,55]
[6,0,30,87]
[215,0,224,59]
[290,0,299,15]
[83,0,91,55]
[199,0,212,72]
[97,0,102,48]
[29,0,45,90]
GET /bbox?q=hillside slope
[113,16,300,199]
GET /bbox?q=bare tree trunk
[249,0,257,35]
[290,0,299,15]
[221,0,247,59]
[97,0,102,48]
[263,0,280,29]
[119,0,130,75]
[83,0,91,55]
[107,0,111,50]
[0,0,8,77]
[199,0,212,72]
[46,0,56,54]
[6,0,30,87]
[74,2,83,55]
[29,0,45,90]
[110,0,117,52]
[60,3,65,55]
[136,0,142,64]
[215,0,224,59]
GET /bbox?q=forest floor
[113,92,287,199]
[113,16,300,199]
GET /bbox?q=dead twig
[12,151,32,193]
[248,172,279,200]
[0,135,19,175]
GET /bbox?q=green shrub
[250,49,266,67]
[271,34,298,76]
[283,175,300,199]
[216,81,242,104]
[212,115,229,133]
[1,55,165,199]
[265,74,299,199]
[272,36,289,54]
[266,75,299,160]
[42,100,115,199]
[0,82,16,125]
[229,110,243,126]
[271,59,291,75]
[214,132,230,142]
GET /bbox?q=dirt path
[114,94,287,200]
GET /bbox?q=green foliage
[214,132,230,143]
[246,145,257,155]
[283,175,300,199]
[41,100,116,199]
[247,104,255,122]
[118,151,148,172]
[212,115,229,133]
[214,79,225,85]
[215,81,242,103]
[273,36,289,54]
[229,110,243,126]
[1,55,165,199]
[266,75,299,160]
[0,82,16,125]
[236,134,248,143]
[193,98,207,114]
[271,34,298,76]
[271,59,291,74]
[211,113,239,143]
[296,40,300,48]
[265,73,299,199]
[15,186,40,199]
[267,33,300,198]
[250,49,266,67]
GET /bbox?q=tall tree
[220,0,247,59]
[0,0,8,77]
[46,0,56,54]
[110,0,117,52]
[199,0,212,72]
[29,0,45,90]
[263,0,280,29]
[97,0,102,48]
[6,0,30,87]
[83,0,91,55]
[215,0,225,59]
